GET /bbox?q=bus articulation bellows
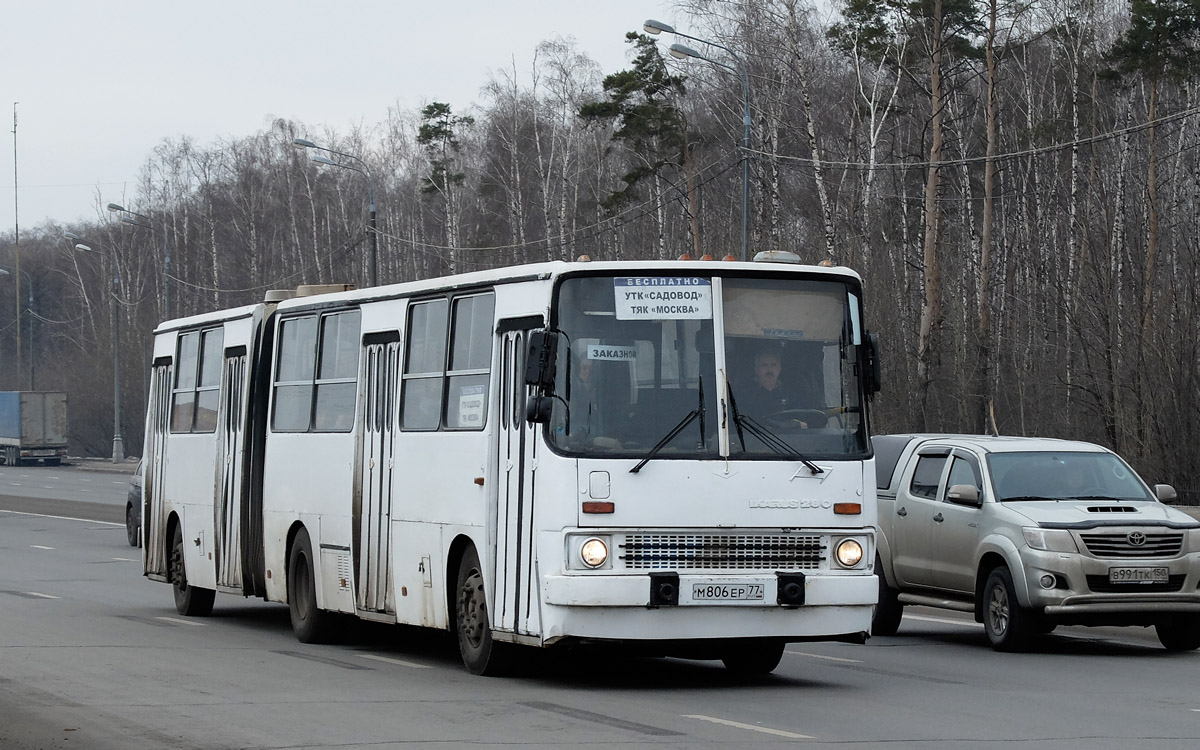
[140,258,883,675]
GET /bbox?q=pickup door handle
[933,513,944,523]
[896,507,907,517]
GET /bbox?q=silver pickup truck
[872,434,1200,651]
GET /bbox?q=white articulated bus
[141,257,882,675]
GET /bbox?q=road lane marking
[1,509,122,526]
[359,653,432,669]
[683,714,812,739]
[31,544,55,550]
[785,649,863,663]
[156,616,206,627]
[906,614,983,628]
[26,592,60,599]
[112,557,138,562]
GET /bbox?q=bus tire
[455,546,513,676]
[721,639,785,676]
[170,523,215,616]
[288,528,335,644]
[872,559,904,637]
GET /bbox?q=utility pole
[12,102,22,389]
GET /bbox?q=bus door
[354,334,400,614]
[493,323,542,636]
[144,358,173,578]
[214,347,247,591]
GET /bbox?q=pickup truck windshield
[988,451,1154,502]
[547,274,868,459]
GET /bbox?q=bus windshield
[548,274,869,460]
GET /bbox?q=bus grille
[619,534,825,570]
[1079,532,1183,558]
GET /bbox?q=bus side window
[444,293,495,430]
[401,299,449,430]
[313,310,361,432]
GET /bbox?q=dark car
[126,459,143,547]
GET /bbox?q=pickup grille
[619,534,825,570]
[1086,575,1186,593]
[1079,532,1183,558]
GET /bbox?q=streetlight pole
[107,203,171,319]
[293,138,378,287]
[0,266,33,389]
[66,232,124,462]
[644,20,751,261]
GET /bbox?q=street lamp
[293,137,378,287]
[0,265,35,389]
[645,19,751,261]
[107,203,172,319]
[65,232,124,463]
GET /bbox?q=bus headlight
[835,538,864,568]
[580,538,609,568]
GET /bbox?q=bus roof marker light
[753,250,802,264]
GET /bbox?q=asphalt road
[1,473,1198,749]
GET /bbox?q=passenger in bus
[741,347,825,428]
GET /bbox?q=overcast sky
[0,0,674,233]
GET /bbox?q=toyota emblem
[1127,531,1146,546]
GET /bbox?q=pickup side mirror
[863,332,882,395]
[1155,484,1178,504]
[946,484,982,507]
[523,330,559,390]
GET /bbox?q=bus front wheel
[288,528,335,644]
[455,547,513,676]
[170,524,214,616]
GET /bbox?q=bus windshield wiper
[726,384,823,475]
[630,378,705,474]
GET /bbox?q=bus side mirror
[524,330,559,390]
[526,395,554,424]
[864,332,882,394]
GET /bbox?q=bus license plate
[691,583,765,602]
[1108,567,1168,584]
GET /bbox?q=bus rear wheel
[170,524,214,616]
[288,528,335,644]
[455,546,513,676]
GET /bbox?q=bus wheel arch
[286,522,335,644]
[450,537,513,676]
[168,512,215,616]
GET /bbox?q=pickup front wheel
[983,567,1032,652]
[872,559,904,636]
[1155,614,1200,651]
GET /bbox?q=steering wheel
[761,408,829,429]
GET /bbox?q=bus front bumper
[543,571,877,608]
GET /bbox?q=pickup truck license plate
[1108,566,1168,584]
[691,583,765,601]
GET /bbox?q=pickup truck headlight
[1022,527,1078,553]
